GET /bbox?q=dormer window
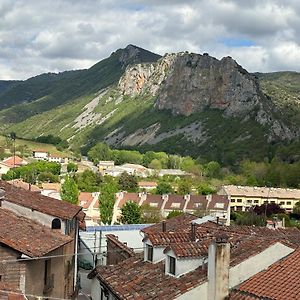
[147,244,153,262]
[168,256,176,275]
[51,218,61,230]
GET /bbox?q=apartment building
[219,185,300,212]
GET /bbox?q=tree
[177,179,191,195]
[235,212,266,226]
[120,201,141,224]
[205,161,221,178]
[148,159,162,170]
[156,181,174,195]
[87,142,112,164]
[253,203,285,217]
[197,182,216,195]
[67,162,78,173]
[118,172,138,192]
[167,210,183,219]
[61,176,79,204]
[293,201,300,217]
[140,204,162,223]
[75,170,102,192]
[99,179,119,224]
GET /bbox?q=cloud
[0,0,300,79]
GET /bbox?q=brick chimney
[207,234,230,300]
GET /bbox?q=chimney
[208,235,230,300]
[191,222,196,241]
[162,220,166,232]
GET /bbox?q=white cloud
[0,0,300,79]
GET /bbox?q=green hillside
[0,45,161,123]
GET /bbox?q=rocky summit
[118,51,298,141]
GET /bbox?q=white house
[32,149,49,160]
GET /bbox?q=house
[7,179,41,192]
[79,192,100,226]
[219,185,300,212]
[40,182,62,200]
[88,213,300,300]
[0,180,85,299]
[138,181,158,191]
[48,154,68,164]
[0,156,28,175]
[32,149,49,160]
[104,164,152,178]
[158,169,187,177]
[112,192,230,225]
[98,161,115,174]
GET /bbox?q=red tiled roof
[208,195,229,211]
[142,213,199,234]
[79,192,94,209]
[227,290,268,300]
[186,195,208,210]
[88,253,208,300]
[230,247,300,300]
[0,180,84,221]
[2,156,26,168]
[164,195,185,210]
[164,241,209,258]
[142,194,165,209]
[0,208,72,257]
[7,180,41,192]
[106,234,134,257]
[118,193,141,208]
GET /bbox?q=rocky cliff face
[118,52,298,141]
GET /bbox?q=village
[1,144,300,299]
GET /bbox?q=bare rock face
[117,52,298,141]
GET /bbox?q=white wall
[229,242,293,288]
[2,200,66,234]
[143,241,165,263]
[175,282,208,300]
[165,249,204,277]
[90,278,102,300]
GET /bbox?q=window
[271,201,275,204]
[231,199,236,202]
[51,218,61,230]
[264,201,268,204]
[287,201,292,205]
[247,200,252,203]
[237,199,242,203]
[254,200,259,204]
[147,245,153,262]
[280,201,285,205]
[169,256,176,275]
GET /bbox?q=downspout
[74,219,79,289]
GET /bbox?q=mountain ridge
[0,45,299,164]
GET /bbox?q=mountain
[0,45,299,164]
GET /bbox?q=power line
[0,289,70,300]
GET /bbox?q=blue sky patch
[220,38,256,47]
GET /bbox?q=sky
[1,0,300,80]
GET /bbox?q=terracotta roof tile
[232,247,300,300]
[164,195,185,210]
[208,195,229,211]
[118,193,141,208]
[186,195,208,210]
[164,241,209,258]
[0,208,72,257]
[142,213,198,234]
[1,156,26,168]
[88,253,208,300]
[106,234,134,256]
[141,194,164,209]
[0,180,84,221]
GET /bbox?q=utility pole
[10,132,16,186]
